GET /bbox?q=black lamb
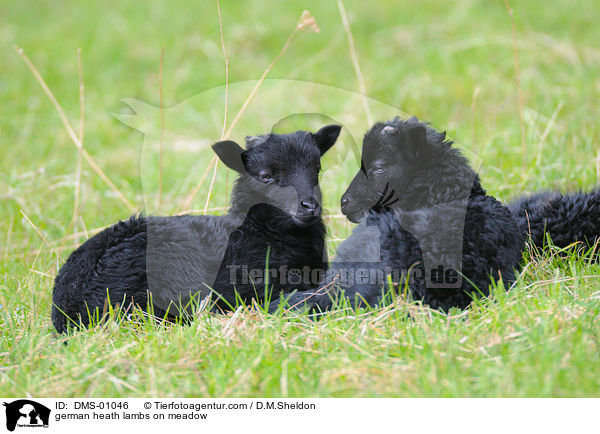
[51,125,341,333]
[274,117,525,312]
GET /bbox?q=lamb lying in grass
[276,117,600,313]
[51,125,341,333]
[272,117,523,312]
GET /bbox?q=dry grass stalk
[217,0,231,211]
[14,45,137,213]
[19,209,52,249]
[503,0,526,165]
[64,48,85,243]
[180,156,217,212]
[185,9,319,213]
[74,49,84,229]
[202,0,231,215]
[337,0,372,125]
[217,0,229,141]
[283,276,338,314]
[158,47,166,211]
[223,10,319,139]
[19,210,64,264]
[535,100,563,167]
[471,86,481,149]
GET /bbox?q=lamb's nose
[301,199,317,211]
[341,196,349,206]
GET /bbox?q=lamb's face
[341,121,426,223]
[213,125,341,225]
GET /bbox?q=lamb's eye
[258,172,274,183]
[372,166,386,174]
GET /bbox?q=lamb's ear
[314,124,342,155]
[212,140,246,172]
[402,125,427,160]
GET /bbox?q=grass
[1,0,599,397]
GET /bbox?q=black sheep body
[509,189,600,252]
[281,117,600,313]
[282,190,524,313]
[277,117,554,312]
[52,126,340,333]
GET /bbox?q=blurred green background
[3,0,599,250]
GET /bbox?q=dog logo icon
[2,400,50,432]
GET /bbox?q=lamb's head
[212,125,341,225]
[340,116,461,222]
